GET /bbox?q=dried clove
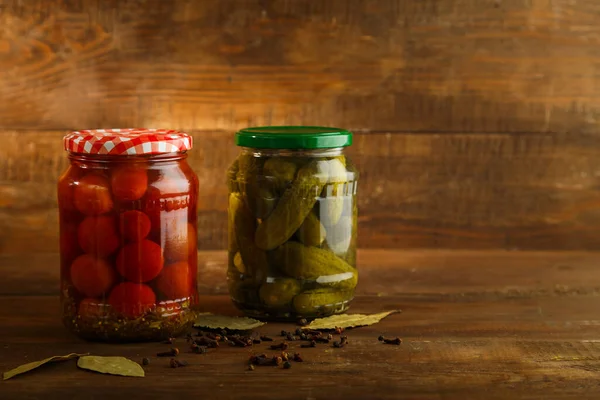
[340,336,349,345]
[301,340,317,348]
[252,338,262,344]
[314,337,330,344]
[260,335,274,342]
[169,358,188,368]
[378,335,402,345]
[194,337,219,348]
[303,330,323,337]
[281,352,289,362]
[273,356,283,366]
[250,354,276,366]
[335,326,345,335]
[228,336,252,347]
[286,333,297,341]
[205,332,223,341]
[157,348,179,357]
[332,341,344,348]
[190,343,208,354]
[283,361,292,369]
[142,357,150,366]
[270,342,289,350]
[293,353,303,362]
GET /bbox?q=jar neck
[240,147,343,157]
[68,152,187,164]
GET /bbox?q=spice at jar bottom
[226,126,359,321]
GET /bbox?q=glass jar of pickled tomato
[58,129,199,342]
[226,126,358,321]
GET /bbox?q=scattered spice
[169,358,188,368]
[297,318,309,326]
[286,333,297,341]
[304,310,400,330]
[273,356,283,366]
[259,335,273,342]
[314,337,330,344]
[281,352,289,362]
[193,313,265,331]
[293,353,303,362]
[142,358,150,366]
[335,326,344,334]
[378,335,402,345]
[194,337,219,348]
[248,364,255,371]
[253,338,262,344]
[3,353,88,381]
[205,332,222,341]
[157,348,179,357]
[283,361,292,369]
[249,354,276,366]
[280,330,289,337]
[301,340,316,348]
[270,342,289,350]
[190,343,208,354]
[78,356,145,377]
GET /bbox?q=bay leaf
[3,353,88,380]
[304,310,401,330]
[193,313,265,331]
[77,356,144,378]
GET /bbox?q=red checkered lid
[63,128,193,155]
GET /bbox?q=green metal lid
[235,126,352,149]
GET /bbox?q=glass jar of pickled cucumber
[226,126,358,321]
[58,129,199,342]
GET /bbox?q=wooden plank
[0,0,600,132]
[3,250,600,297]
[1,294,600,399]
[3,130,600,253]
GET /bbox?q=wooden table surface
[2,250,600,399]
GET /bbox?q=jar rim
[63,128,192,155]
[235,126,352,149]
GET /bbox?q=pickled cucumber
[271,241,354,279]
[296,212,326,247]
[233,252,246,274]
[227,158,239,193]
[320,158,347,226]
[230,192,269,283]
[227,193,239,253]
[292,289,353,314]
[263,158,299,193]
[259,278,302,308]
[255,160,329,250]
[237,154,277,218]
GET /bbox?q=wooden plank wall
[1,0,600,257]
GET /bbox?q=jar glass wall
[58,129,199,342]
[226,127,358,321]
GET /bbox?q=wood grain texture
[3,249,600,297]
[0,0,600,132]
[3,130,600,254]
[2,294,600,399]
